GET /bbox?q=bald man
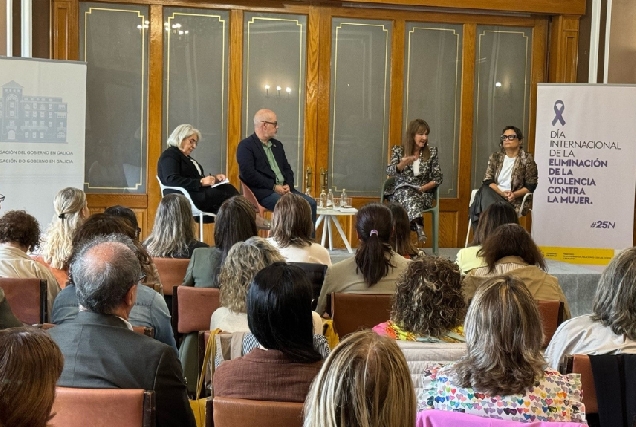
[237,109,317,223]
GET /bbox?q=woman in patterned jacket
[385,119,443,242]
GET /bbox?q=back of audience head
[248,262,321,363]
[218,236,285,314]
[104,205,141,239]
[214,196,258,261]
[0,327,64,427]
[271,193,314,248]
[41,187,88,268]
[387,202,418,257]
[71,234,141,315]
[391,256,465,337]
[354,203,394,286]
[144,193,195,257]
[453,275,545,396]
[472,201,518,246]
[303,330,415,427]
[0,210,40,252]
[479,223,546,272]
[592,247,636,340]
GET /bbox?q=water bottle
[340,188,347,207]
[319,188,327,208]
[327,189,334,207]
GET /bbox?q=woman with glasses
[157,124,238,213]
[469,126,538,230]
[385,119,443,242]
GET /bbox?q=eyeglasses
[137,274,147,284]
[501,134,518,141]
[262,121,278,127]
[0,194,4,202]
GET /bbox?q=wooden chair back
[0,277,47,324]
[208,396,303,427]
[174,286,220,334]
[331,293,392,338]
[537,300,564,348]
[562,354,597,414]
[152,257,190,296]
[50,388,155,427]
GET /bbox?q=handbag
[189,328,221,427]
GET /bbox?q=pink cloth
[417,410,587,427]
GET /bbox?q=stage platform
[328,247,601,318]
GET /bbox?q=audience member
[316,203,410,314]
[0,210,60,320]
[143,193,208,258]
[456,201,518,274]
[37,187,89,286]
[546,247,636,369]
[52,214,176,349]
[211,237,286,332]
[0,288,21,328]
[374,256,465,342]
[214,263,328,402]
[419,276,585,423]
[387,202,420,258]
[0,327,63,427]
[49,234,194,427]
[268,192,331,265]
[462,223,571,319]
[303,330,416,427]
[183,196,257,288]
[104,205,163,294]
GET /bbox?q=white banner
[0,57,86,229]
[533,84,636,265]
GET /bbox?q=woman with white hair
[157,124,238,213]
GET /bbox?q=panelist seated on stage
[315,204,410,315]
[157,123,238,214]
[49,234,195,427]
[469,126,538,230]
[237,108,317,223]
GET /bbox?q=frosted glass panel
[80,4,148,193]
[243,13,306,189]
[403,23,462,198]
[472,26,532,188]
[163,9,229,175]
[329,18,392,196]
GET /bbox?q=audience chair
[561,354,598,427]
[50,388,155,427]
[132,326,155,338]
[207,396,304,427]
[173,286,220,335]
[240,179,270,231]
[330,293,392,338]
[381,177,439,255]
[465,188,531,247]
[289,262,327,311]
[152,257,189,316]
[0,277,46,324]
[537,300,564,348]
[156,175,215,240]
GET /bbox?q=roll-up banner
[0,57,86,228]
[533,84,636,265]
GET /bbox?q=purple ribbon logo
[552,100,566,126]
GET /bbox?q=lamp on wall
[263,84,292,98]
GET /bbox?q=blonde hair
[167,124,201,148]
[144,194,195,257]
[218,237,285,313]
[41,187,87,268]
[451,275,545,395]
[0,327,64,427]
[303,330,416,427]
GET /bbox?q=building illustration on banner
[0,80,68,143]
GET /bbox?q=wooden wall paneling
[227,9,244,188]
[388,19,404,163]
[454,23,476,248]
[303,6,320,197]
[146,5,164,239]
[51,0,78,60]
[548,15,581,83]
